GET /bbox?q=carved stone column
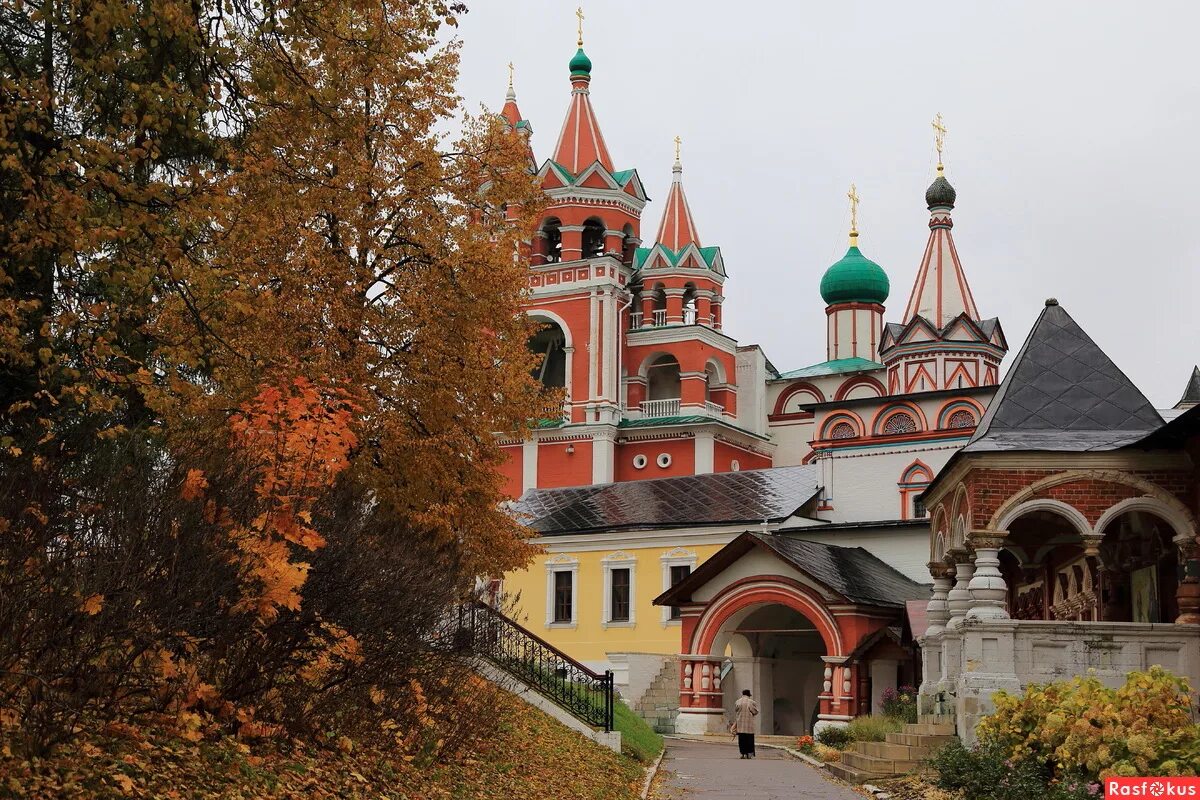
[945,550,975,629]
[924,561,954,638]
[966,533,1010,620]
[1174,534,1200,625]
[1077,532,1102,621]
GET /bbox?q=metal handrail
[454,602,614,732]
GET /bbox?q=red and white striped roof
[654,159,702,251]
[902,182,981,328]
[552,77,613,174]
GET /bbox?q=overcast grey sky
[454,1,1200,407]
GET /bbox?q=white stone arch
[703,356,727,385]
[949,484,970,541]
[1095,496,1196,545]
[994,498,1094,538]
[930,506,950,561]
[985,469,1200,538]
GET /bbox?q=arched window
[582,218,606,259]
[541,218,562,263]
[829,422,856,440]
[947,409,976,429]
[527,319,567,389]
[899,462,933,519]
[882,412,918,436]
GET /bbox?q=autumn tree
[0,0,547,754]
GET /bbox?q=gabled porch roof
[653,531,929,610]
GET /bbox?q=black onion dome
[925,174,957,208]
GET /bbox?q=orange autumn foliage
[1,0,548,757]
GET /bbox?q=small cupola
[819,184,889,306]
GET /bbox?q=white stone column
[924,562,954,638]
[966,533,1010,620]
[919,562,954,715]
[945,551,975,629]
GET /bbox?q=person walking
[732,689,759,759]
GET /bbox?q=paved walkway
[653,738,864,800]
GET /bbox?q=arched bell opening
[540,217,563,264]
[527,317,568,390]
[582,217,606,259]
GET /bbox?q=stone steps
[830,720,957,784]
[886,731,955,748]
[630,659,679,734]
[841,750,921,775]
[827,761,893,784]
[861,741,936,760]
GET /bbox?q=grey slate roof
[1178,366,1200,407]
[653,531,929,609]
[759,534,930,607]
[965,300,1163,453]
[512,465,820,535]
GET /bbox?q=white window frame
[601,551,637,628]
[661,548,698,625]
[545,555,579,629]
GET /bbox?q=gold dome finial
[673,135,682,163]
[507,61,515,89]
[576,6,585,46]
[847,183,860,246]
[932,112,947,174]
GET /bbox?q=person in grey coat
[732,689,760,759]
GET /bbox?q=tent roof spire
[653,137,702,250]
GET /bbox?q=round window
[730,460,741,472]
[632,454,648,470]
[656,453,672,469]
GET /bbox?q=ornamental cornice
[626,323,738,354]
[617,431,695,443]
[545,188,647,214]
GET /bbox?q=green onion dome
[820,243,890,305]
[569,48,592,76]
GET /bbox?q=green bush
[881,685,919,724]
[816,725,853,748]
[847,715,903,743]
[931,740,1097,800]
[613,702,662,764]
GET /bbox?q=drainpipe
[615,289,633,413]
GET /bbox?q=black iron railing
[454,601,614,732]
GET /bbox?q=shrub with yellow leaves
[977,666,1200,781]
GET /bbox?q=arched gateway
[654,532,928,734]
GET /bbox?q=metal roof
[776,357,883,380]
[511,465,820,535]
[964,300,1163,453]
[653,531,929,609]
[1178,366,1200,407]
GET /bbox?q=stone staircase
[631,658,680,734]
[826,720,956,784]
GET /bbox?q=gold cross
[576,6,585,46]
[674,135,681,162]
[507,61,515,88]
[847,183,860,235]
[932,112,947,168]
